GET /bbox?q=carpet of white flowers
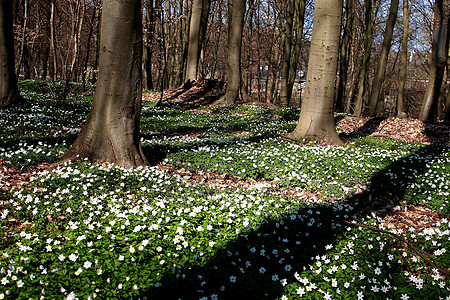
[0,82,449,299]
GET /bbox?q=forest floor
[0,80,449,299]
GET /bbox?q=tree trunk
[445,39,450,121]
[367,0,399,117]
[335,0,354,112]
[185,0,204,81]
[41,0,51,81]
[16,0,29,79]
[287,0,306,104]
[181,0,192,83]
[210,0,223,79]
[288,0,342,145]
[198,0,211,77]
[50,0,57,80]
[280,0,294,107]
[143,0,155,90]
[219,0,246,104]
[397,0,409,118]
[353,0,375,116]
[62,0,147,168]
[69,1,86,82]
[243,0,254,94]
[0,0,22,106]
[345,37,358,113]
[90,4,101,84]
[420,0,449,122]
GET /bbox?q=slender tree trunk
[198,0,211,77]
[82,1,99,90]
[445,39,450,121]
[243,0,254,94]
[420,0,449,122]
[49,0,57,80]
[69,1,86,82]
[210,0,223,79]
[219,0,246,104]
[16,0,29,79]
[41,0,51,81]
[143,0,155,90]
[280,0,294,107]
[397,0,409,118]
[287,0,306,103]
[367,0,399,117]
[354,0,374,116]
[62,0,147,168]
[181,0,192,83]
[169,7,179,87]
[1,0,22,106]
[345,37,358,113]
[185,0,204,81]
[288,0,342,145]
[89,5,101,84]
[335,0,354,112]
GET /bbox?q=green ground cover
[0,81,449,299]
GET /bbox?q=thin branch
[343,219,450,277]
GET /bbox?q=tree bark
[288,0,342,145]
[219,0,246,104]
[82,1,99,90]
[420,0,449,122]
[185,0,204,81]
[335,0,354,112]
[287,0,306,105]
[243,0,254,94]
[181,0,192,83]
[62,0,147,168]
[0,0,22,106]
[16,0,29,79]
[69,0,86,82]
[397,0,409,118]
[367,0,399,117]
[354,0,375,116]
[280,0,295,107]
[143,0,156,90]
[49,0,57,80]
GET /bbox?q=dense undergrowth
[0,81,449,299]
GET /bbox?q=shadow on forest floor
[157,79,225,109]
[137,143,448,299]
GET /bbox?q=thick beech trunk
[62,0,147,168]
[288,0,342,145]
[0,0,22,106]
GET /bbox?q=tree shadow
[338,117,386,139]
[350,144,449,216]
[137,143,448,299]
[142,132,279,166]
[157,79,225,109]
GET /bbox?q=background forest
[6,0,449,120]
